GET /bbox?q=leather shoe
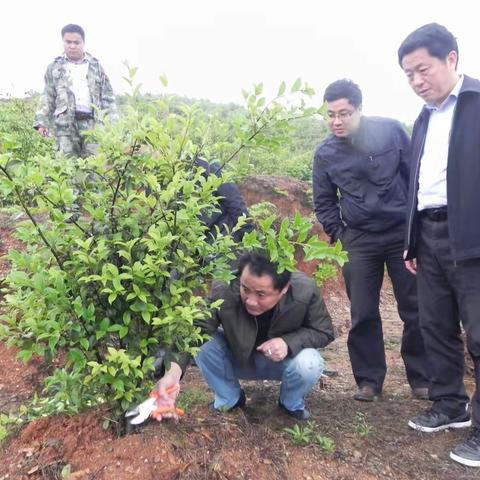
[411,387,429,400]
[353,386,381,402]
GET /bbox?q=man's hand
[257,337,288,362]
[403,250,417,275]
[152,362,182,421]
[37,126,50,138]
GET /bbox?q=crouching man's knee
[289,348,325,383]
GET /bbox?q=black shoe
[408,407,471,433]
[279,401,311,421]
[450,427,480,467]
[353,385,381,402]
[232,389,246,409]
[213,389,246,412]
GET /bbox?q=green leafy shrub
[0,70,346,420]
[0,97,54,208]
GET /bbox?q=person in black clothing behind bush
[312,79,430,402]
[195,158,254,244]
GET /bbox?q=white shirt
[417,76,463,211]
[67,58,92,113]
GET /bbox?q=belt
[419,207,448,222]
[75,111,94,120]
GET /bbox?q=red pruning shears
[125,385,185,426]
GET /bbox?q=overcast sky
[2,0,478,124]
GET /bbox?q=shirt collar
[426,74,463,111]
[63,53,89,65]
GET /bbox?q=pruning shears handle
[125,384,184,426]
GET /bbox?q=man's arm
[33,65,56,134]
[280,287,334,357]
[312,150,344,243]
[98,64,118,122]
[154,296,219,421]
[396,123,412,185]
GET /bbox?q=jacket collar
[459,74,480,94]
[56,52,97,65]
[418,74,480,121]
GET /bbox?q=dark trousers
[416,216,480,425]
[342,225,430,391]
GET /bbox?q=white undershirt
[417,76,463,211]
[67,60,92,113]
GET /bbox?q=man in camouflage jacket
[34,24,117,157]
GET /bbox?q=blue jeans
[195,330,325,411]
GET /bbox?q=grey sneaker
[408,407,471,433]
[450,427,480,467]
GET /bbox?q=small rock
[351,450,362,463]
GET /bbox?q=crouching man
[154,250,334,421]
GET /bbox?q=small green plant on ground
[353,411,373,438]
[0,410,27,442]
[315,434,336,454]
[284,421,336,453]
[284,421,317,445]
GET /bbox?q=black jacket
[172,272,334,373]
[313,117,411,242]
[202,182,254,243]
[405,75,480,262]
[196,159,254,242]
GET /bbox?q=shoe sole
[354,395,380,402]
[408,419,471,433]
[450,451,480,467]
[411,394,430,401]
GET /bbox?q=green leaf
[291,78,302,93]
[119,326,129,339]
[159,74,168,87]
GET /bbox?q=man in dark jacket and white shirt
[153,250,334,421]
[313,79,430,403]
[399,22,480,468]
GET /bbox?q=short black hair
[323,79,362,108]
[398,23,458,67]
[237,251,291,291]
[61,24,85,41]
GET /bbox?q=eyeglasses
[326,110,356,121]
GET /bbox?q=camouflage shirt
[34,53,118,133]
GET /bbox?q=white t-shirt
[67,60,92,113]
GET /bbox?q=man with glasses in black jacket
[312,79,430,403]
